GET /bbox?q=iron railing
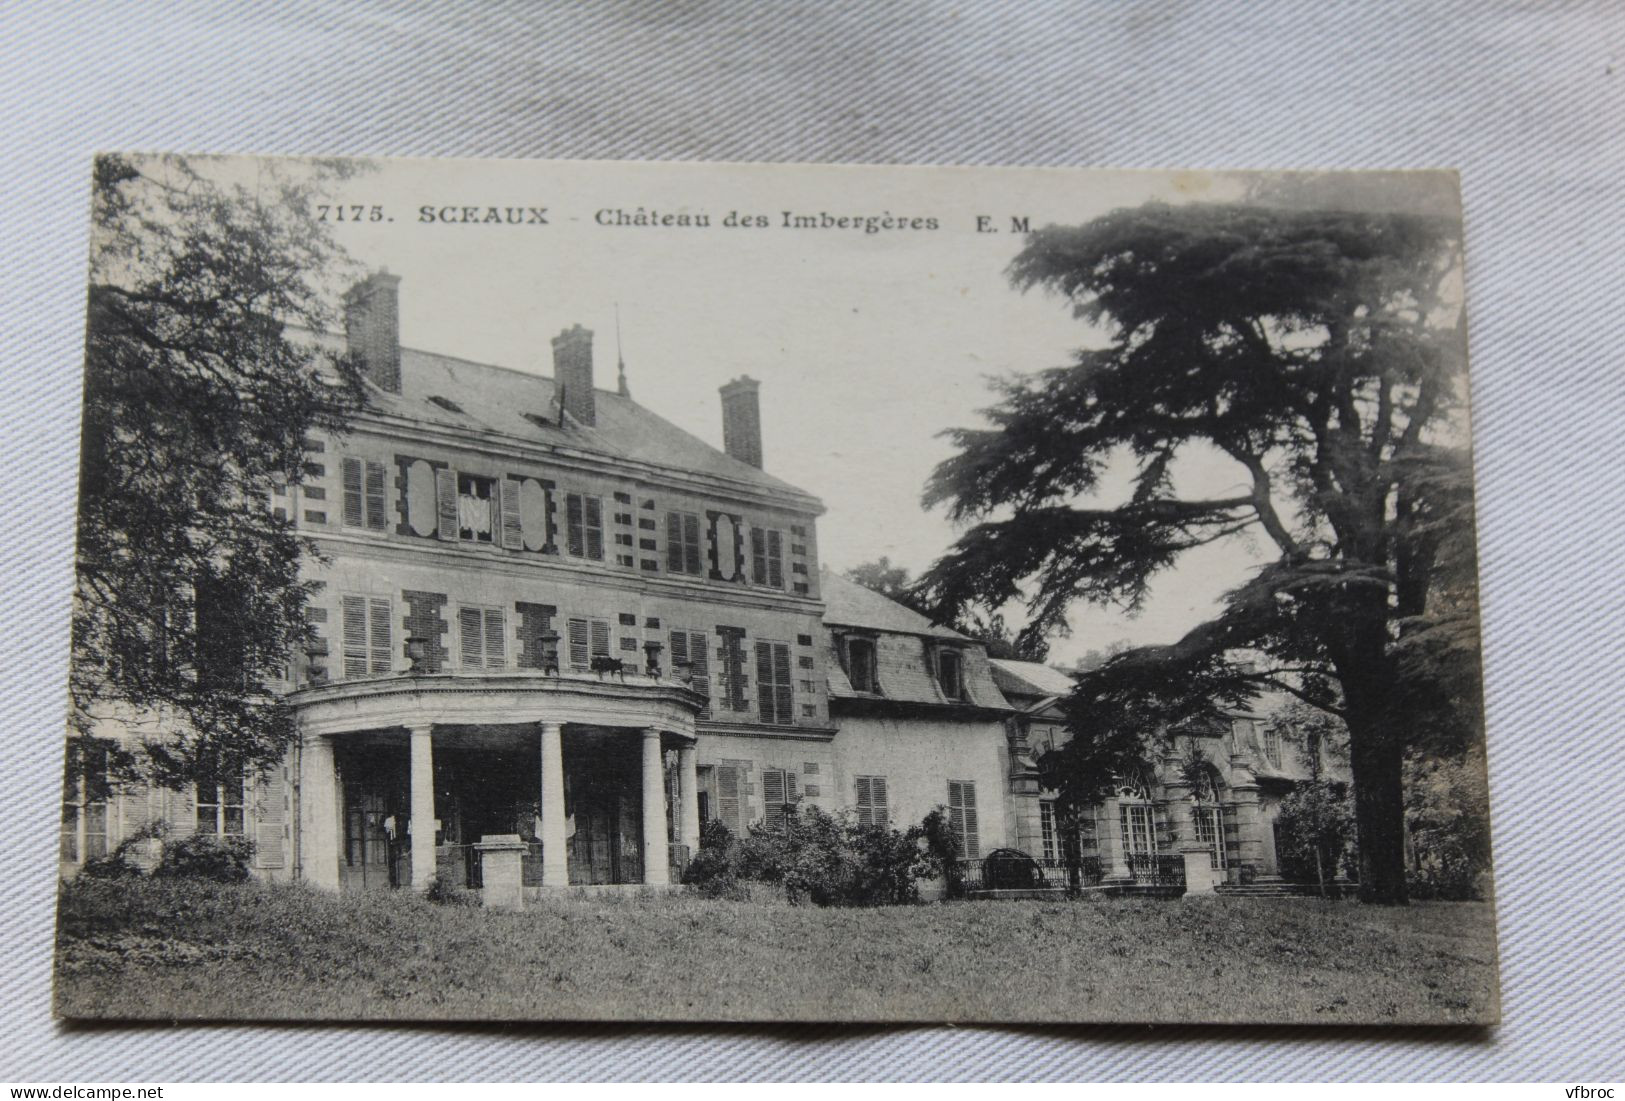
[949,852,1103,896]
[1125,852,1186,887]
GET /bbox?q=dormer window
[936,647,964,701]
[844,636,879,694]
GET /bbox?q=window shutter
[368,597,391,673]
[342,595,367,677]
[254,766,288,869]
[683,514,701,575]
[756,642,775,723]
[668,629,689,667]
[762,769,785,829]
[567,617,589,669]
[498,478,523,549]
[786,771,799,810]
[585,497,604,559]
[688,630,710,717]
[773,642,793,725]
[666,513,684,573]
[751,528,767,584]
[364,461,387,530]
[341,458,364,527]
[484,608,505,668]
[590,618,610,659]
[459,607,483,668]
[855,777,872,826]
[961,783,979,859]
[718,765,742,835]
[566,494,585,556]
[872,777,888,826]
[767,530,784,587]
[435,468,458,540]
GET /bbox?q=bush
[683,819,747,899]
[691,808,935,906]
[155,833,254,882]
[423,876,481,907]
[78,821,166,881]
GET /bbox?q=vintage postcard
[54,155,1497,1024]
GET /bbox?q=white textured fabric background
[3,0,1622,1082]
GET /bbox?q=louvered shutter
[368,597,390,673]
[585,498,604,559]
[683,514,701,575]
[566,494,585,556]
[484,608,506,668]
[590,618,610,659]
[341,458,364,526]
[666,513,684,572]
[855,777,872,826]
[459,607,483,668]
[668,629,689,667]
[767,530,784,587]
[342,595,368,677]
[960,783,980,858]
[772,643,793,725]
[755,642,775,723]
[751,528,768,584]
[164,785,195,839]
[567,618,589,669]
[763,769,785,829]
[254,764,288,869]
[435,468,458,540]
[498,478,523,549]
[688,631,710,717]
[365,461,387,530]
[872,777,888,827]
[718,765,742,835]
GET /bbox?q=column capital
[407,722,434,737]
[642,726,663,741]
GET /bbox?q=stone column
[1228,754,1264,881]
[299,733,342,892]
[678,741,701,858]
[538,721,568,887]
[1098,798,1127,878]
[642,728,670,886]
[476,834,527,909]
[408,724,436,891]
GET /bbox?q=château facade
[61,272,1315,899]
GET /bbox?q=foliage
[423,876,482,907]
[1263,698,1352,776]
[154,832,255,883]
[1274,779,1357,897]
[845,558,1049,660]
[1405,746,1493,900]
[694,809,935,906]
[78,821,167,881]
[844,557,926,612]
[917,200,1474,903]
[71,153,369,789]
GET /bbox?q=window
[566,493,604,559]
[714,764,744,836]
[947,780,980,859]
[60,742,109,863]
[196,769,246,837]
[1040,800,1058,862]
[567,616,611,671]
[756,640,794,725]
[854,776,889,828]
[762,768,799,830]
[458,605,507,670]
[936,648,964,700]
[750,527,784,587]
[1119,802,1157,856]
[1194,805,1228,869]
[340,595,392,677]
[666,511,703,575]
[341,457,388,531]
[457,473,496,543]
[668,629,711,716]
[845,636,879,694]
[1259,721,1282,768]
[716,630,749,712]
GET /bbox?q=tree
[917,200,1474,903]
[845,558,1048,660]
[1266,701,1356,897]
[71,154,368,789]
[844,557,926,613]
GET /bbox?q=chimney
[719,375,763,469]
[551,325,596,426]
[343,270,402,393]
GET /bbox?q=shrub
[423,876,481,907]
[78,820,166,881]
[682,819,747,899]
[694,808,935,906]
[155,833,255,882]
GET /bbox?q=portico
[291,671,706,894]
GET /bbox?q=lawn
[53,878,1499,1024]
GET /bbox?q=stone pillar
[642,728,670,886]
[1098,798,1128,878]
[1228,755,1264,881]
[539,721,568,887]
[678,741,701,858]
[1180,844,1221,894]
[408,725,436,891]
[476,834,527,909]
[299,733,342,892]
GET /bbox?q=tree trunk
[1343,676,1410,904]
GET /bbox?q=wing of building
[61,273,1335,899]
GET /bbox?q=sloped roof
[989,658,1078,700]
[357,345,819,505]
[818,569,967,640]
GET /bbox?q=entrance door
[564,739,643,885]
[337,746,410,892]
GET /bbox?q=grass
[53,877,1498,1024]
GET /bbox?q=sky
[201,156,1451,665]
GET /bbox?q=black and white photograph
[53,153,1498,1025]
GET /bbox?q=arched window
[1116,760,1158,857]
[1190,763,1228,870]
